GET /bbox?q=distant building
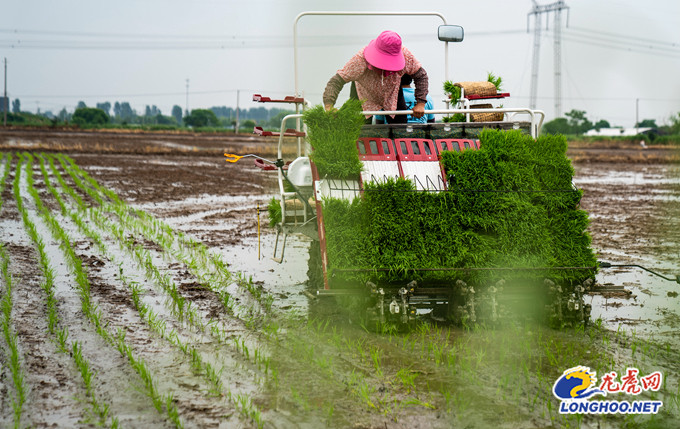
[584,127,653,137]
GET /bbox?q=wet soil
[0,129,679,428]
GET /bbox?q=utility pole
[3,58,7,127]
[528,1,569,116]
[528,3,541,111]
[185,78,189,116]
[553,6,564,118]
[235,90,240,134]
[636,98,639,134]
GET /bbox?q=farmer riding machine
[245,12,597,328]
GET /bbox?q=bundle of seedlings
[268,99,365,226]
[321,129,596,288]
[302,98,365,179]
[443,72,504,122]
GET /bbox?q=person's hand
[324,104,336,112]
[412,102,426,118]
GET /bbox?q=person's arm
[411,67,429,118]
[323,73,347,110]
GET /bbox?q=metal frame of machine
[255,11,567,325]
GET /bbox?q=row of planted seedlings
[36,153,268,427]
[50,149,667,428]
[18,153,184,427]
[51,160,307,348]
[44,152,434,426]
[55,153,456,414]
[57,153,273,317]
[53,154,267,327]
[29,151,680,427]
[11,153,118,427]
[58,147,598,427]
[48,153,343,425]
[0,152,27,429]
[39,153,271,425]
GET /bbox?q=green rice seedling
[72,341,94,393]
[234,393,264,429]
[356,379,377,410]
[204,363,224,396]
[303,99,365,179]
[370,347,383,379]
[55,328,70,353]
[161,394,183,429]
[3,163,27,429]
[324,402,335,425]
[313,354,332,374]
[395,368,418,393]
[241,338,250,360]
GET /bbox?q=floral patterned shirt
[336,47,423,114]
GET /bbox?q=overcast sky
[2,0,679,127]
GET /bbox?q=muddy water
[574,164,680,348]
[148,161,680,347]
[1,149,679,428]
[128,158,680,427]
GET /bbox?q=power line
[16,89,242,99]
[512,95,680,102]
[0,27,306,41]
[14,88,317,101]
[564,29,680,55]
[546,32,680,59]
[0,28,530,51]
[569,25,679,48]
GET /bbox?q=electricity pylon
[528,1,569,117]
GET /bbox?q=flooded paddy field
[0,129,679,428]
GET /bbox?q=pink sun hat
[364,30,405,72]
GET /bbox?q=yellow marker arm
[224,153,244,163]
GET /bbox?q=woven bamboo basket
[470,103,504,122]
[455,81,497,97]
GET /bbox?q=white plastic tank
[287,156,313,187]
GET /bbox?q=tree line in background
[542,109,680,141]
[1,97,295,132]
[2,97,680,141]
[544,110,611,135]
